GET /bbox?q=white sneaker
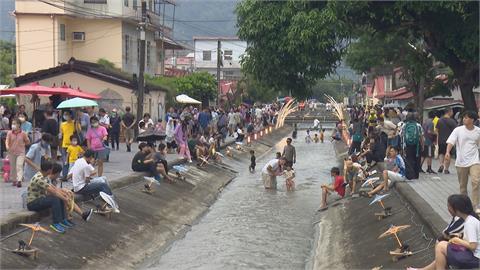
[144,176,155,184]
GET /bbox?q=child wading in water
[249,150,256,173]
[318,167,346,211]
[284,165,295,191]
[313,134,319,143]
[320,129,325,143]
[305,129,312,143]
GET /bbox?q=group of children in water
[305,129,325,144]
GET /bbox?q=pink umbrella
[0,82,71,96]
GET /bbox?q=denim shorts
[94,148,108,161]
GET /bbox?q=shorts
[422,145,435,158]
[285,160,293,168]
[262,173,277,189]
[438,143,447,155]
[387,171,406,182]
[94,148,108,161]
[124,128,134,143]
[447,243,480,269]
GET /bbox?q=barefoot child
[313,134,319,143]
[284,165,295,191]
[319,167,345,211]
[305,129,312,143]
[320,129,325,143]
[249,150,256,173]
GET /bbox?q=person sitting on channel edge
[407,194,479,270]
[69,149,119,213]
[27,160,93,234]
[132,143,171,183]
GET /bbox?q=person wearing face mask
[6,118,30,187]
[24,133,52,183]
[86,116,108,177]
[66,135,84,170]
[59,111,80,177]
[18,112,33,134]
[109,109,121,151]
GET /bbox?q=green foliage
[236,0,348,99]
[175,72,217,106]
[241,74,278,103]
[0,40,15,86]
[96,58,117,70]
[333,1,479,109]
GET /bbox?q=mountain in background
[0,0,15,42]
[169,0,239,44]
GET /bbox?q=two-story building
[14,0,183,76]
[193,37,246,81]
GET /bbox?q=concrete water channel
[141,130,337,270]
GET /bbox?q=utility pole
[216,39,221,106]
[136,0,147,136]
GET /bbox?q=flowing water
[141,131,337,270]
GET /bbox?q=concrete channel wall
[0,127,292,269]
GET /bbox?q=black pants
[132,162,159,178]
[349,141,361,155]
[405,144,421,180]
[110,132,120,150]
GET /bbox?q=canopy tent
[0,82,100,99]
[55,84,101,99]
[56,97,98,109]
[175,94,201,104]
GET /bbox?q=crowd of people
[327,105,480,215]
[0,101,282,232]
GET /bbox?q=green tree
[345,31,452,118]
[311,79,354,103]
[236,0,348,99]
[175,72,217,106]
[332,1,479,110]
[241,74,278,103]
[0,41,15,86]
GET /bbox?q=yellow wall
[16,14,56,75]
[16,0,66,15]
[69,19,123,67]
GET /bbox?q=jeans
[27,196,65,224]
[133,162,161,178]
[77,176,112,197]
[60,147,69,177]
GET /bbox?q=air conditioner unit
[72,32,85,41]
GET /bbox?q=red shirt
[333,175,345,197]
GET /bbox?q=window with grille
[59,24,65,41]
[124,35,130,63]
[202,50,211,61]
[224,50,233,60]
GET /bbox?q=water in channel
[142,131,337,270]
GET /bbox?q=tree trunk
[417,77,425,123]
[459,79,478,112]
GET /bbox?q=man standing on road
[282,138,296,168]
[445,111,480,213]
[437,108,457,174]
[121,106,136,152]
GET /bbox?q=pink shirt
[6,130,29,155]
[86,126,108,151]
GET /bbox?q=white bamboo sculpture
[275,98,297,129]
[324,95,350,144]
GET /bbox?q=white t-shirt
[446,125,480,167]
[70,158,95,192]
[463,215,480,259]
[262,159,279,174]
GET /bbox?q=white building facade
[194,37,246,80]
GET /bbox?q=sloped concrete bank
[0,127,292,269]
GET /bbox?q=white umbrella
[175,94,201,104]
[56,97,98,109]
